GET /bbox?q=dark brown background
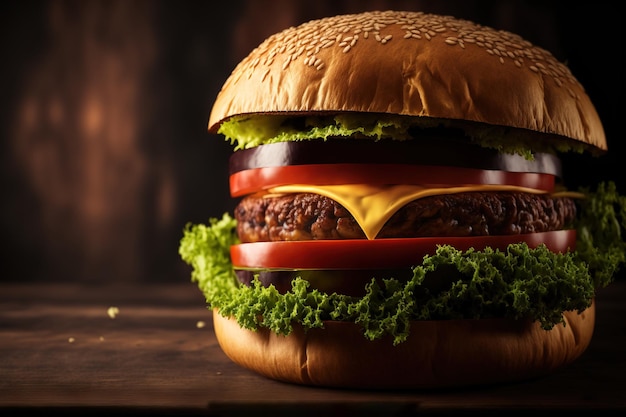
[1,0,623,284]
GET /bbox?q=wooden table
[1,280,625,416]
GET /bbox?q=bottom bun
[212,303,595,389]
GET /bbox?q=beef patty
[235,192,577,242]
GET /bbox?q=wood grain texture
[1,282,625,415]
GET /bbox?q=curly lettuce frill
[179,182,625,345]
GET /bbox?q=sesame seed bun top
[208,10,606,151]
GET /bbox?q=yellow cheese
[552,190,586,199]
[269,184,547,240]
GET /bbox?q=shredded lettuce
[218,114,415,150]
[179,182,625,345]
[217,113,592,157]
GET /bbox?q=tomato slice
[230,164,556,197]
[231,230,576,269]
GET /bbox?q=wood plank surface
[1,281,625,416]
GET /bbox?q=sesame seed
[567,87,576,98]
[231,10,581,94]
[107,306,119,319]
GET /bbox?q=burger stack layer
[180,10,626,389]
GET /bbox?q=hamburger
[179,10,626,389]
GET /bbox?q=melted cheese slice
[269,184,550,240]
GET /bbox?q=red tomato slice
[231,230,576,269]
[229,164,556,197]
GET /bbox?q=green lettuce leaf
[217,114,415,150]
[179,182,625,345]
[574,181,626,287]
[217,113,591,157]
